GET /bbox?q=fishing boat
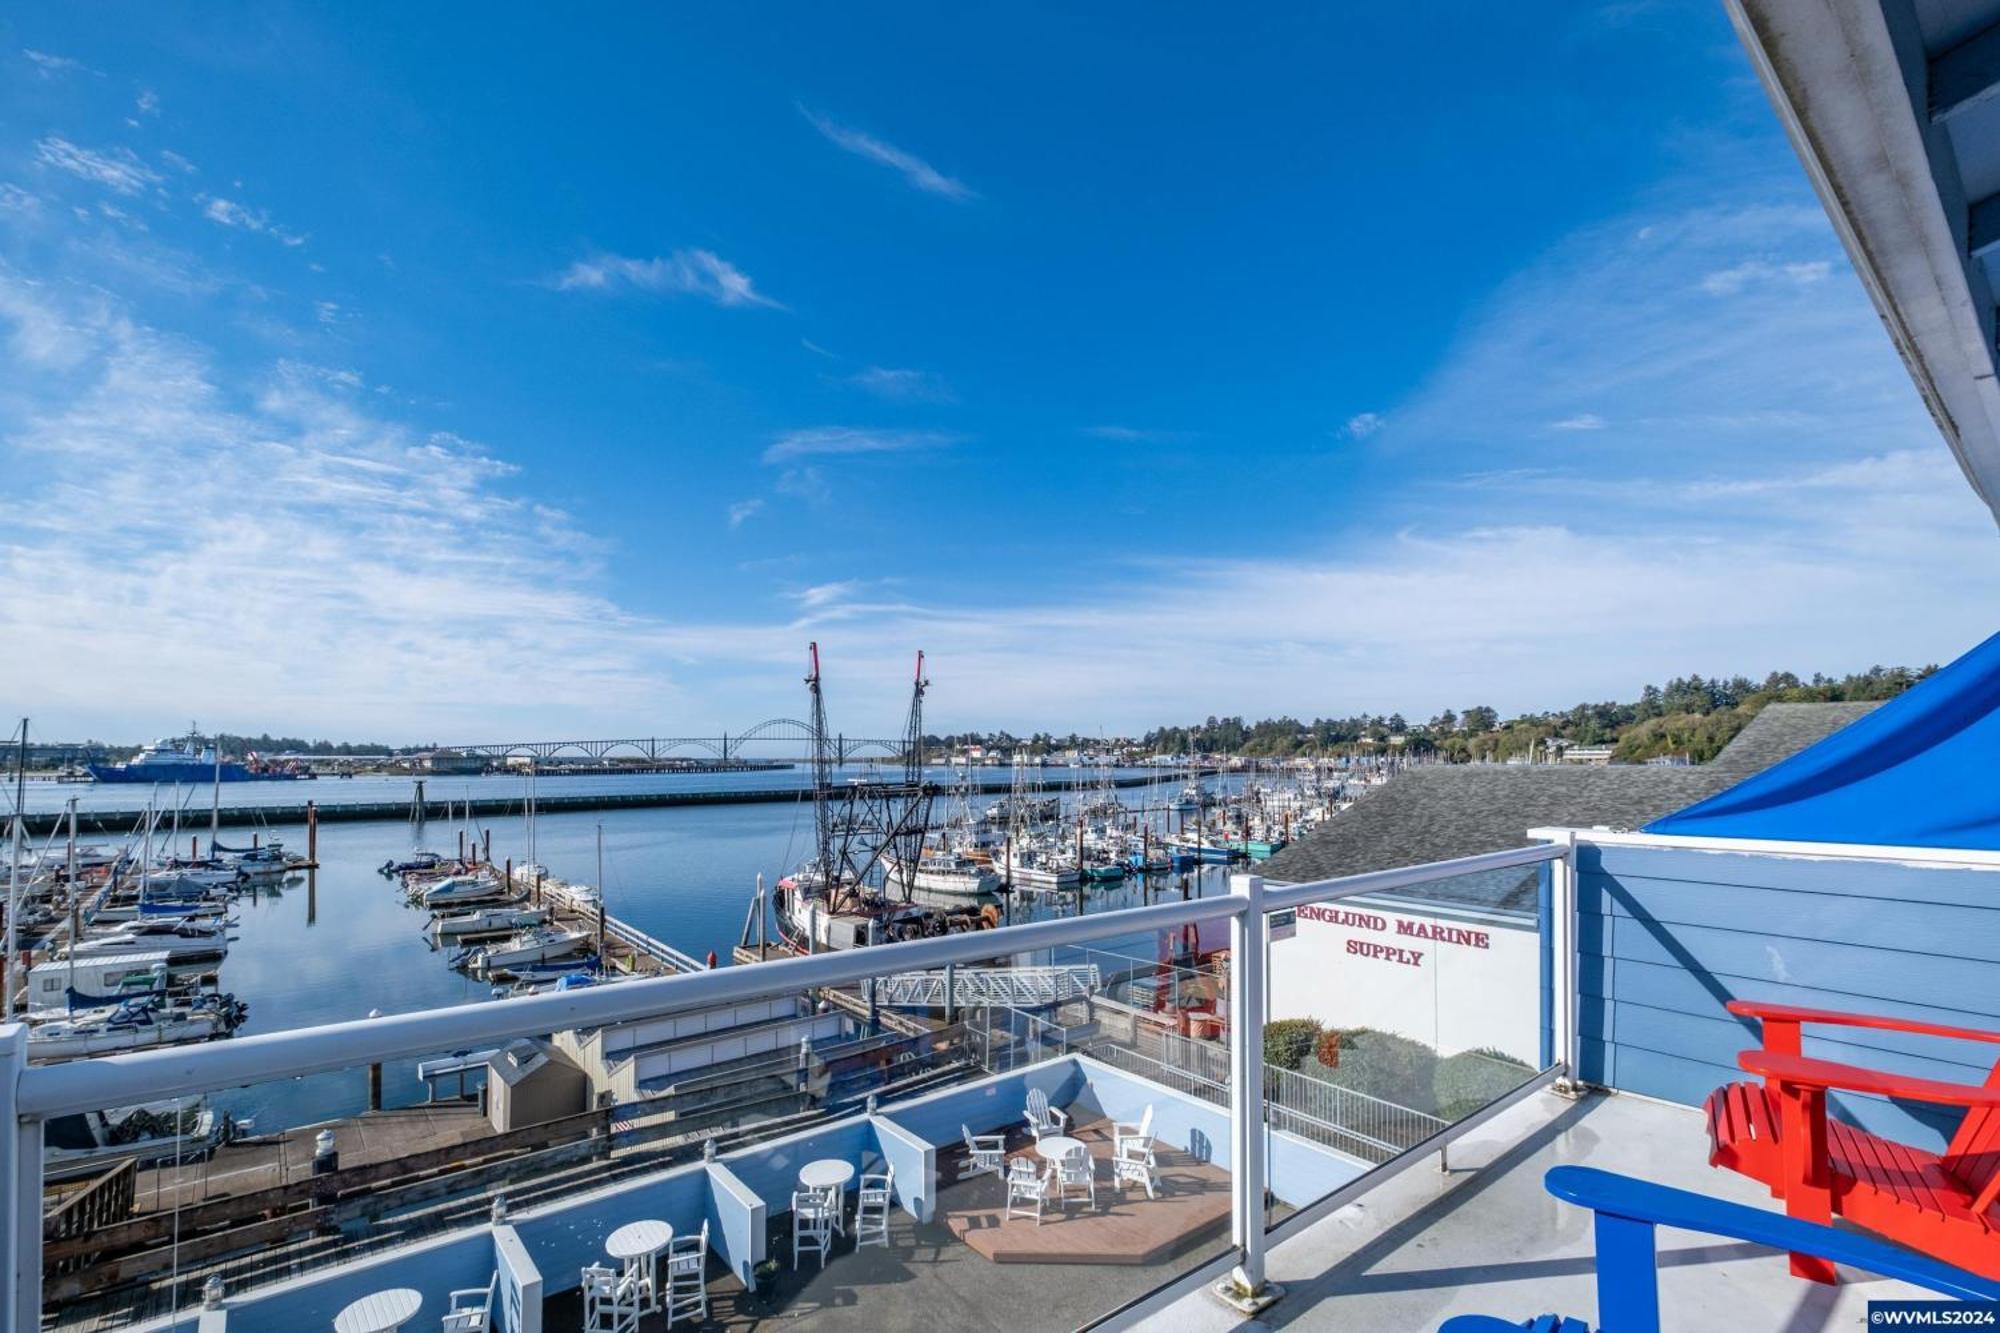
[26,994,247,1062]
[44,1099,233,1181]
[999,839,1083,889]
[430,904,548,941]
[884,850,1001,897]
[455,925,590,974]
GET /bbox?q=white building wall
[1267,893,1540,1066]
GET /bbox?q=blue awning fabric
[1644,633,2000,849]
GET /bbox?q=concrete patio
[1156,1089,1943,1330]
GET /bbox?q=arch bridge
[448,719,906,765]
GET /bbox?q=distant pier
[19,771,1213,836]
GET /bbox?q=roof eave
[1729,0,2000,527]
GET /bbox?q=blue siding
[1576,843,2000,1149]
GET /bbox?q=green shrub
[1300,1028,1441,1114]
[1432,1047,1533,1119]
[1262,1018,1323,1071]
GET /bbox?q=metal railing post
[1227,872,1270,1301]
[1549,830,1580,1090]
[1,1022,38,1332]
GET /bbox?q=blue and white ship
[88,730,307,784]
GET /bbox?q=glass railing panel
[852,902,1242,1331]
[1261,861,1553,1227]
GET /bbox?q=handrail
[1260,842,1563,911]
[14,841,1565,1119]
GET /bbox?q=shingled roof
[1257,701,1879,912]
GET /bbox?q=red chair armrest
[1741,1050,2000,1108]
[1727,1001,2000,1046]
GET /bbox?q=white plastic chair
[1004,1156,1051,1224]
[1113,1104,1154,1158]
[581,1262,641,1333]
[1113,1133,1158,1200]
[962,1123,1007,1179]
[1054,1141,1096,1209]
[440,1272,495,1332]
[793,1188,834,1270]
[664,1219,709,1327]
[855,1167,894,1248]
[1024,1087,1070,1141]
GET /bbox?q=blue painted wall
[1576,842,2000,1149]
[198,1228,495,1331]
[513,1162,712,1296]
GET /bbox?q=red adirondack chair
[1704,1000,2000,1282]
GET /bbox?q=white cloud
[727,498,765,528]
[554,249,782,309]
[762,426,958,464]
[1082,425,1185,443]
[34,138,161,196]
[799,105,976,202]
[136,89,160,116]
[314,300,340,326]
[1551,413,1606,431]
[0,185,40,217]
[1698,258,1831,297]
[22,50,98,78]
[201,196,306,247]
[0,278,694,737]
[848,366,954,403]
[1341,412,1386,439]
[160,149,198,175]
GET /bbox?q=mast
[903,650,928,788]
[806,642,834,888]
[595,822,606,965]
[4,717,25,1020]
[66,797,78,998]
[210,729,222,857]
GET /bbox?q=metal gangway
[871,963,1100,1009]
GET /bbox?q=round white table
[333,1288,421,1333]
[800,1158,857,1234]
[607,1219,673,1311]
[1033,1135,1085,1163]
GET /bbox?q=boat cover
[1644,632,2000,849]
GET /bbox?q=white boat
[71,922,229,965]
[26,995,245,1062]
[1001,841,1083,889]
[886,851,1001,897]
[462,925,590,974]
[44,1099,231,1181]
[418,873,506,908]
[431,904,549,941]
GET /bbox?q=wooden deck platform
[942,1119,1231,1265]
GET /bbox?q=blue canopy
[1645,633,2000,849]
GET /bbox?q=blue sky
[3,3,1998,741]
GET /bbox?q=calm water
[11,763,1178,815]
[103,772,1246,1132]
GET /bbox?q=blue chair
[1440,1166,2000,1333]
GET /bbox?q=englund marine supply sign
[1268,895,1538,1066]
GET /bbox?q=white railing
[0,840,1570,1332]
